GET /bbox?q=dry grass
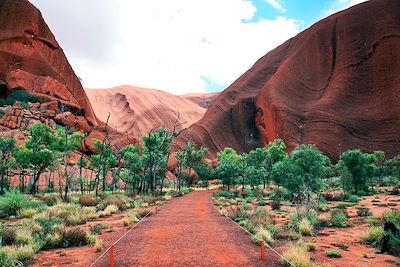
[299,218,313,236]
[281,244,312,267]
[95,238,103,252]
[252,226,274,245]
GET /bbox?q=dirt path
[93,190,280,266]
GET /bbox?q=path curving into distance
[93,190,281,267]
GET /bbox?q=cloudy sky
[29,0,367,94]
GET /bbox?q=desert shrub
[181,188,193,195]
[105,198,126,210]
[356,206,372,217]
[104,205,119,215]
[382,209,400,226]
[136,208,153,218]
[95,238,103,252]
[335,203,352,209]
[329,209,348,227]
[304,242,316,252]
[346,195,359,203]
[357,190,369,196]
[79,195,98,207]
[252,226,273,245]
[15,228,33,246]
[20,208,38,219]
[223,205,247,222]
[41,233,62,249]
[318,203,329,212]
[281,244,311,267]
[123,213,140,227]
[0,109,4,118]
[0,226,16,245]
[60,227,88,248]
[90,224,110,235]
[2,244,35,262]
[0,190,29,218]
[289,209,318,232]
[34,216,62,236]
[298,219,313,236]
[325,250,341,258]
[322,191,347,201]
[40,195,58,206]
[276,230,301,241]
[258,198,266,206]
[368,216,379,226]
[270,189,283,210]
[0,99,6,106]
[0,251,13,266]
[249,208,274,227]
[213,191,236,199]
[6,90,39,105]
[361,226,385,246]
[167,190,182,198]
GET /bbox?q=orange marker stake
[110,243,115,267]
[260,241,265,261]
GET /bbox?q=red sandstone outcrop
[85,86,210,137]
[0,0,98,127]
[181,92,219,109]
[176,0,400,160]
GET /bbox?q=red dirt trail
[93,190,280,266]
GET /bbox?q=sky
[29,0,367,95]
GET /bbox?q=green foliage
[0,99,6,106]
[346,195,360,203]
[213,191,236,199]
[0,190,29,218]
[289,209,318,232]
[5,90,39,105]
[0,250,13,267]
[0,109,4,118]
[361,226,385,246]
[337,149,376,194]
[325,250,341,258]
[215,148,242,191]
[329,209,348,227]
[0,226,16,245]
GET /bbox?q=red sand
[91,191,280,267]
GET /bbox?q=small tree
[0,137,16,194]
[265,139,287,187]
[25,123,56,194]
[120,145,143,194]
[12,147,31,192]
[215,148,242,191]
[337,149,375,194]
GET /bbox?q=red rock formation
[181,92,220,109]
[176,0,400,160]
[85,86,209,137]
[0,0,98,127]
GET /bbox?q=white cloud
[264,0,286,13]
[29,0,301,94]
[324,0,368,17]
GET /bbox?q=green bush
[2,244,36,262]
[361,226,385,246]
[289,209,318,231]
[325,250,341,258]
[258,198,266,206]
[329,209,348,227]
[60,227,88,248]
[0,226,16,245]
[0,190,29,218]
[0,109,4,118]
[213,191,235,199]
[356,206,372,217]
[6,90,39,105]
[346,195,359,203]
[0,99,6,106]
[0,251,13,267]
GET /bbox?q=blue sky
[30,0,367,94]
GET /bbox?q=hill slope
[86,86,216,136]
[175,0,400,159]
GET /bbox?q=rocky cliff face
[176,0,400,159]
[0,0,98,126]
